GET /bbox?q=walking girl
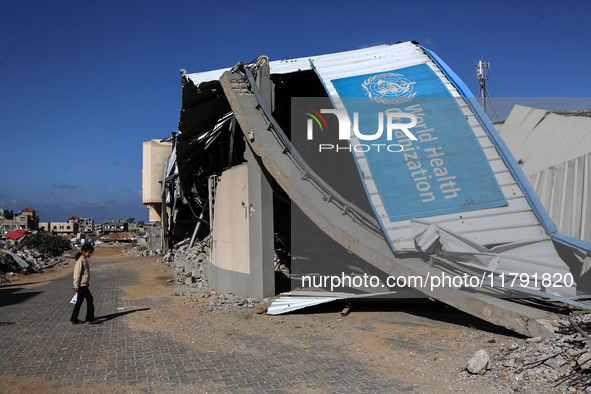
[70,244,98,324]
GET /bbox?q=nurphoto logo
[305,108,418,153]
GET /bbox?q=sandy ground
[0,244,555,393]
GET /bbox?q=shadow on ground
[97,307,150,322]
[289,299,526,338]
[0,287,43,308]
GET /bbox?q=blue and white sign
[331,63,507,221]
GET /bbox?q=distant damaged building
[143,42,591,338]
[2,208,39,232]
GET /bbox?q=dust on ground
[116,253,533,392]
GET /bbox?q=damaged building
[142,41,591,338]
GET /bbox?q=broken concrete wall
[207,159,275,299]
[145,224,163,252]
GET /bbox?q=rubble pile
[159,237,209,288]
[175,287,272,315]
[0,237,69,282]
[126,244,160,257]
[461,314,591,392]
[158,236,273,314]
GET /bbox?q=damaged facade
[143,42,591,338]
[0,208,39,233]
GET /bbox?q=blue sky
[1,0,590,223]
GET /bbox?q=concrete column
[244,141,275,298]
[207,141,275,298]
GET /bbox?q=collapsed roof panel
[499,105,591,175]
[529,153,591,244]
[184,56,314,88]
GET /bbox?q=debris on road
[1,232,70,281]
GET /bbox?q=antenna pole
[477,60,500,122]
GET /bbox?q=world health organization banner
[330,63,507,221]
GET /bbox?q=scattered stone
[466,349,491,375]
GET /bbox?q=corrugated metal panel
[267,291,403,315]
[186,44,412,87]
[412,222,573,296]
[267,294,341,315]
[186,45,425,87]
[186,68,230,86]
[499,105,591,175]
[498,106,591,244]
[186,55,314,87]
[185,47,587,257]
[529,153,591,242]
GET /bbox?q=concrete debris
[466,349,491,375]
[0,238,69,280]
[157,236,273,315]
[472,313,591,392]
[124,244,162,257]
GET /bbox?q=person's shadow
[95,307,151,323]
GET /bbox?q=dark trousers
[70,286,95,322]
